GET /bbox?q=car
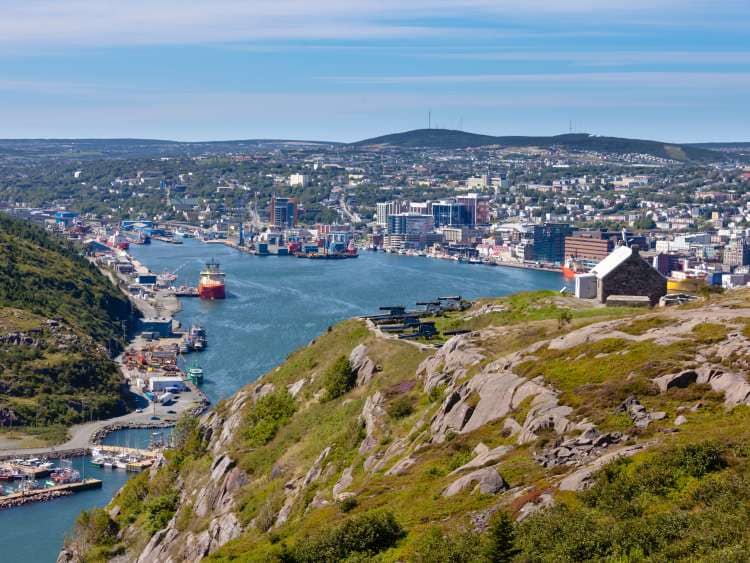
[149,416,160,420]
[135,408,143,413]
[166,409,177,414]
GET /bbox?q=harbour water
[0,241,563,561]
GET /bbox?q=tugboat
[187,363,204,385]
[198,259,226,300]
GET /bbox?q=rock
[653,370,697,393]
[307,491,330,511]
[332,466,354,500]
[303,447,332,487]
[385,456,417,476]
[287,378,306,398]
[443,467,507,497]
[502,418,522,437]
[349,344,378,386]
[618,395,665,428]
[473,442,490,456]
[359,392,386,454]
[534,431,622,468]
[696,367,750,406]
[450,445,512,474]
[674,414,688,426]
[418,333,484,392]
[559,443,648,491]
[517,492,555,522]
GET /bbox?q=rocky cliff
[62,290,750,562]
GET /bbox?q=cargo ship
[198,259,226,300]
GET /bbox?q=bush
[144,492,179,534]
[411,527,482,563]
[339,496,358,513]
[290,510,404,562]
[245,390,297,447]
[323,356,356,401]
[387,396,414,419]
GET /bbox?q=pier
[0,479,103,511]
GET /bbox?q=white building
[289,173,310,188]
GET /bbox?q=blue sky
[0,1,748,142]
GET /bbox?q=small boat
[187,363,204,385]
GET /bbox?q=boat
[187,363,204,385]
[562,256,592,279]
[198,259,226,300]
[189,324,207,349]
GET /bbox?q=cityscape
[0,1,749,562]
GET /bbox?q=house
[576,245,666,305]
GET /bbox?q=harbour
[0,239,563,561]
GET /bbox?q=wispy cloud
[0,0,745,47]
[324,71,750,88]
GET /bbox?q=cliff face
[65,291,750,561]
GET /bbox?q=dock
[0,479,102,510]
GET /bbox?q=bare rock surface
[418,333,484,392]
[349,344,379,386]
[443,467,507,497]
[450,445,512,475]
[359,392,386,454]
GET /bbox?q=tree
[484,511,519,563]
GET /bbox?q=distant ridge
[354,128,724,162]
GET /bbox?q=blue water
[130,241,564,402]
[0,240,563,561]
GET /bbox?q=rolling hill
[354,129,725,162]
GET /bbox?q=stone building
[589,244,667,305]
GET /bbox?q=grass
[691,322,729,344]
[617,316,676,336]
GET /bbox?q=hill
[355,129,724,162]
[0,214,135,434]
[65,289,750,562]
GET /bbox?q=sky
[0,1,748,142]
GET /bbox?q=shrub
[323,356,356,401]
[411,527,482,563]
[387,396,414,419]
[340,496,358,513]
[484,511,519,563]
[290,510,404,562]
[245,390,297,447]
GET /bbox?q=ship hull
[198,284,225,300]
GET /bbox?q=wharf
[0,479,102,510]
[3,462,52,479]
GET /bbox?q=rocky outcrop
[534,429,623,468]
[450,444,512,474]
[349,344,378,386]
[418,333,484,392]
[443,467,507,497]
[359,392,386,455]
[653,370,697,393]
[430,370,572,444]
[287,378,306,398]
[696,366,750,406]
[618,396,666,428]
[558,443,650,491]
[332,466,354,500]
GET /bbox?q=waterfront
[0,242,563,562]
[130,240,565,402]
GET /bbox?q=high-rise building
[456,194,491,226]
[724,236,750,268]
[386,213,434,235]
[432,201,470,228]
[270,196,298,228]
[532,223,573,264]
[376,200,407,226]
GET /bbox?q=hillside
[0,215,135,433]
[355,129,724,162]
[63,289,750,562]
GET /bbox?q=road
[0,387,205,458]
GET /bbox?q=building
[580,245,667,305]
[387,213,434,235]
[376,200,408,226]
[138,317,173,338]
[532,223,573,264]
[149,376,186,393]
[564,230,614,263]
[432,201,470,228]
[466,175,488,191]
[54,211,78,226]
[456,194,491,226]
[289,173,310,188]
[270,196,298,228]
[724,236,750,268]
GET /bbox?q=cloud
[324,71,750,88]
[0,0,744,47]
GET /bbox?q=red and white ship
[198,259,226,300]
